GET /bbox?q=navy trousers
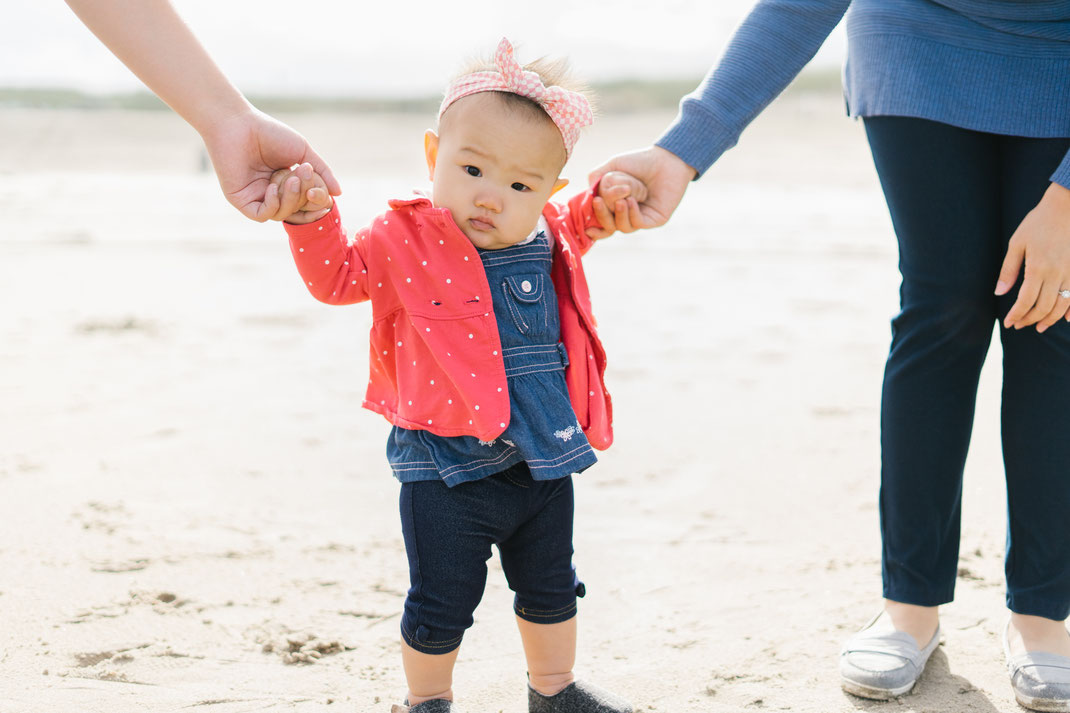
[864,116,1070,620]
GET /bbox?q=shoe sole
[1014,691,1070,713]
[841,676,916,700]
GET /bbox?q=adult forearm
[658,0,852,177]
[64,0,250,134]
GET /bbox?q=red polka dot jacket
[283,189,613,450]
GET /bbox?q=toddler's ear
[424,130,439,180]
[550,178,569,197]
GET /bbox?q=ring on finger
[1059,289,1070,299]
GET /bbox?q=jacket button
[521,280,532,293]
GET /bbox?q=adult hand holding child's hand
[587,145,698,239]
[588,171,651,240]
[266,162,334,225]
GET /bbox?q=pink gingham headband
[439,38,593,159]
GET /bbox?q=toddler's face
[425,93,568,250]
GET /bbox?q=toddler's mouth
[469,216,495,231]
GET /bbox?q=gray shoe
[528,680,633,713]
[391,700,459,713]
[839,613,940,699]
[1004,622,1070,712]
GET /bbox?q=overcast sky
[5,1,846,97]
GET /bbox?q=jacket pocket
[501,274,548,336]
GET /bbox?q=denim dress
[387,218,598,487]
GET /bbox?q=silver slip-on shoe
[1004,621,1070,712]
[839,613,941,700]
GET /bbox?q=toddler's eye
[511,182,531,192]
[464,165,481,177]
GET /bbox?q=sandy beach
[0,90,1018,712]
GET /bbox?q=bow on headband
[439,38,593,159]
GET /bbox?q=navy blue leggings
[864,116,1070,620]
[398,462,583,655]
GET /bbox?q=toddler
[272,39,644,713]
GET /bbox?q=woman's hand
[585,145,697,239]
[266,162,334,225]
[200,108,341,223]
[64,0,342,222]
[587,171,650,239]
[996,182,1070,333]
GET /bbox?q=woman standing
[592,1,1070,708]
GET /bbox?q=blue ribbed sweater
[656,0,1070,187]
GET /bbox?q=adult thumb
[306,146,342,197]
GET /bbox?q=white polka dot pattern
[281,191,613,449]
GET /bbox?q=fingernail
[995,281,1009,295]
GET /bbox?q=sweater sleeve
[283,202,371,305]
[1052,148,1070,190]
[656,0,852,178]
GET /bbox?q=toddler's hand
[267,162,333,224]
[589,171,650,239]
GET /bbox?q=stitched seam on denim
[501,345,565,372]
[502,348,559,358]
[502,281,529,333]
[524,447,594,468]
[522,441,590,464]
[480,256,550,269]
[481,242,551,260]
[441,456,524,486]
[437,447,519,477]
[400,622,463,650]
[527,455,591,472]
[479,244,551,262]
[501,352,559,361]
[515,602,577,619]
[502,350,558,357]
[504,365,563,378]
[504,363,563,377]
[390,459,437,466]
[502,355,560,366]
[515,601,577,616]
[391,463,440,473]
[502,344,559,355]
[504,274,544,304]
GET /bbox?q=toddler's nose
[474,190,502,213]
